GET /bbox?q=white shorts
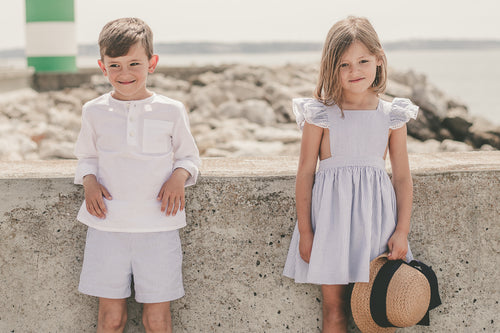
[79,227,184,303]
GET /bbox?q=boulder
[220,140,285,157]
[196,71,225,86]
[406,138,441,154]
[411,82,448,120]
[193,84,234,108]
[480,144,496,151]
[150,74,190,92]
[270,100,293,123]
[38,140,75,159]
[239,100,276,125]
[385,79,413,99]
[254,126,301,144]
[224,80,265,102]
[216,99,276,126]
[439,139,473,152]
[468,117,500,149]
[407,112,439,141]
[441,110,473,141]
[203,147,232,157]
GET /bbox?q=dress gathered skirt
[283,97,418,285]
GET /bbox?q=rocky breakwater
[0,64,498,161]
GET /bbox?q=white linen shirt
[74,92,200,232]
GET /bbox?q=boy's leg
[132,229,184,298]
[142,302,172,333]
[131,230,183,333]
[97,298,127,333]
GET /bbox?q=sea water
[386,49,500,125]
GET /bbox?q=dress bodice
[326,100,389,160]
[292,97,418,169]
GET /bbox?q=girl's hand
[157,168,190,216]
[387,229,408,260]
[299,231,314,263]
[83,174,112,219]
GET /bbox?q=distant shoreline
[1,39,500,58]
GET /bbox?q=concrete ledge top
[0,151,499,180]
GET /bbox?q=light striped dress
[283,97,418,285]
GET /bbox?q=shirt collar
[106,92,156,114]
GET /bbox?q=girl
[283,16,418,332]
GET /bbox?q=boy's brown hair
[314,16,387,114]
[98,17,154,59]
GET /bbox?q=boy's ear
[148,55,159,73]
[98,59,107,76]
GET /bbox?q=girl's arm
[388,124,413,260]
[296,122,323,263]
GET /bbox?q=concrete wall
[0,152,499,332]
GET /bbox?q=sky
[2,0,500,50]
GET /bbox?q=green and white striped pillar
[25,0,77,72]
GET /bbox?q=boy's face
[98,42,158,101]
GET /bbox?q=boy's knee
[143,311,171,332]
[99,310,127,330]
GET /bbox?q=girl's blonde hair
[314,16,387,113]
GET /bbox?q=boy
[74,18,200,333]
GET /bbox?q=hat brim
[351,254,396,333]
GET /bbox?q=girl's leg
[97,298,127,333]
[321,285,348,333]
[142,301,172,333]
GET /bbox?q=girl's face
[338,40,382,99]
[98,42,158,101]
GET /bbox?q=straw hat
[351,253,431,333]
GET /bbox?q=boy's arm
[83,174,112,218]
[157,168,190,216]
[156,103,200,216]
[74,106,112,218]
[171,104,201,187]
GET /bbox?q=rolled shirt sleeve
[172,104,201,187]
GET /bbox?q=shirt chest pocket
[142,119,174,154]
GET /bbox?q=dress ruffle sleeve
[389,98,419,129]
[292,98,329,131]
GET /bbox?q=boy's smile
[118,79,136,85]
[98,42,158,101]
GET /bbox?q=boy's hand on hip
[157,168,190,216]
[83,174,112,219]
